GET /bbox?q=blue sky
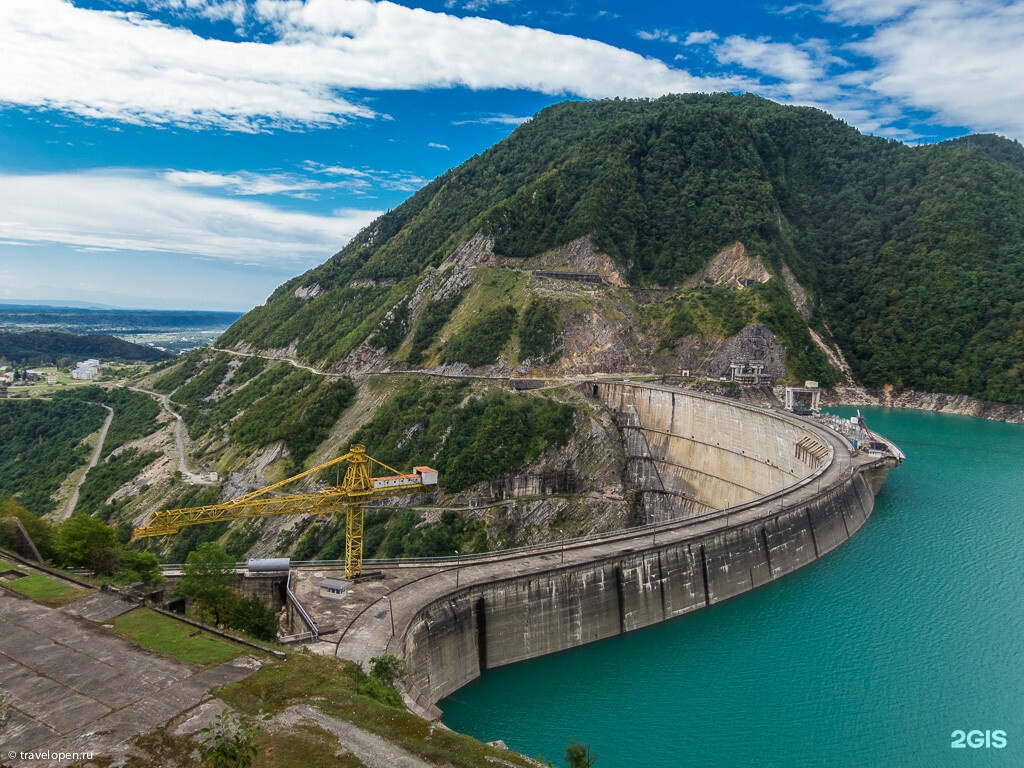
[1,0,1022,311]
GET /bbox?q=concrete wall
[161,572,287,610]
[403,384,886,705]
[599,382,828,510]
[404,472,876,703]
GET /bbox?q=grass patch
[216,653,534,768]
[0,564,94,608]
[126,706,367,768]
[110,608,247,667]
[257,722,366,768]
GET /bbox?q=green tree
[52,514,122,575]
[177,542,236,625]
[369,653,407,687]
[115,550,163,586]
[355,653,408,709]
[565,739,597,768]
[225,593,279,643]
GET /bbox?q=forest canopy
[218,94,1024,403]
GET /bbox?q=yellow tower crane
[131,445,438,579]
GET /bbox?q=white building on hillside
[72,359,102,380]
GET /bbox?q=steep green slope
[219,93,1024,403]
[0,399,108,514]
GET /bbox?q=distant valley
[0,305,243,356]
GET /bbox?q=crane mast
[132,444,437,579]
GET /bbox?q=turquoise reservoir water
[441,408,1024,767]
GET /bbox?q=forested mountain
[13,94,1023,567]
[0,331,171,365]
[216,93,1024,403]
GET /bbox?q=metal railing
[282,566,320,642]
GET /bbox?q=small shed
[318,577,353,601]
[414,466,439,485]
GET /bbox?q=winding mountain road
[130,386,216,486]
[61,404,113,520]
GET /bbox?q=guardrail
[283,566,320,642]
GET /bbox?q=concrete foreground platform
[0,590,259,767]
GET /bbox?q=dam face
[605,382,833,517]
[331,383,899,713]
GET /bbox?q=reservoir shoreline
[829,384,1024,423]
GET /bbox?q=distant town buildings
[71,359,102,380]
[0,360,105,388]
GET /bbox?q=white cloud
[685,30,719,46]
[452,113,532,126]
[428,142,451,150]
[714,36,828,85]
[303,162,370,178]
[444,0,515,11]
[0,0,745,131]
[0,170,381,265]
[253,0,742,96]
[136,0,248,25]
[835,0,1024,138]
[163,169,337,197]
[823,0,919,24]
[301,162,428,193]
[0,0,375,130]
[638,29,680,44]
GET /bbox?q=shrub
[115,550,163,586]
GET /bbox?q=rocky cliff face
[706,324,786,380]
[827,386,1024,423]
[323,235,823,385]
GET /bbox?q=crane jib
[129,447,438,579]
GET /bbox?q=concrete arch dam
[330,382,900,717]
